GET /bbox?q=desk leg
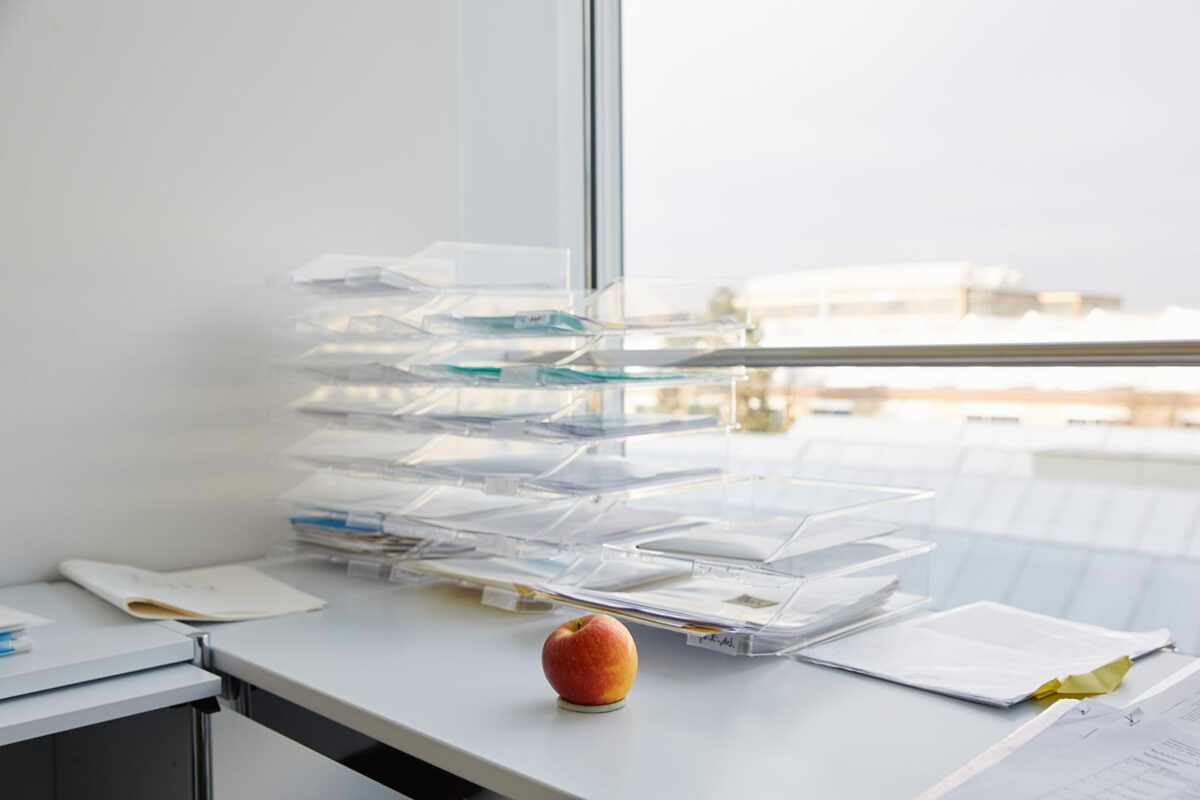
[189,630,215,800]
[191,702,213,800]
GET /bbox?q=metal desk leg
[188,629,214,800]
[191,702,213,800]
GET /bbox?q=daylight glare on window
[623,0,1200,431]
[624,0,1200,309]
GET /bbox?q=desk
[200,556,1194,800]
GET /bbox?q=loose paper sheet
[60,559,326,621]
[922,661,1200,799]
[798,601,1172,707]
[0,603,51,633]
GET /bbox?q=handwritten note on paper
[59,559,325,621]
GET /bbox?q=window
[609,0,1200,650]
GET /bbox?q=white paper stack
[0,603,50,657]
[799,602,1174,707]
[291,524,474,561]
[540,570,899,637]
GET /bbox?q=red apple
[541,613,638,706]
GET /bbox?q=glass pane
[624,0,1200,334]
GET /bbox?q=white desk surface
[199,556,1194,800]
[0,662,220,746]
[0,582,196,700]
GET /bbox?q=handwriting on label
[687,632,742,655]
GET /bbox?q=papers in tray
[284,384,724,443]
[59,559,326,621]
[281,430,722,496]
[290,522,473,561]
[401,555,691,594]
[631,518,900,563]
[414,454,720,496]
[532,412,721,441]
[798,601,1174,707]
[412,503,699,548]
[368,411,722,441]
[403,552,901,643]
[415,364,720,389]
[0,603,50,634]
[530,556,897,638]
[540,569,899,636]
[400,557,575,591]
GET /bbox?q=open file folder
[60,560,326,621]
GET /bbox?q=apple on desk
[541,613,638,711]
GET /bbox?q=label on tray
[687,632,743,655]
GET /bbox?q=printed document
[798,601,1172,706]
[922,661,1200,799]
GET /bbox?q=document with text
[923,660,1200,799]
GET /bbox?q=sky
[622,0,1200,311]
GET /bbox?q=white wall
[0,3,586,797]
[458,0,586,278]
[0,0,460,585]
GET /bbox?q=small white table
[0,581,220,798]
[199,556,1194,800]
[0,582,198,701]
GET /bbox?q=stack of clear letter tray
[270,242,935,656]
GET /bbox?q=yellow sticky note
[1033,655,1134,700]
